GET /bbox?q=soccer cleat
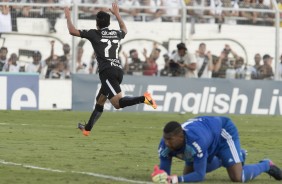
[78,122,90,136]
[82,130,90,136]
[144,92,157,109]
[261,159,282,180]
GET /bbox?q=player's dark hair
[96,11,110,29]
[163,121,182,135]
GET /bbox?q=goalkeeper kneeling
[151,116,282,183]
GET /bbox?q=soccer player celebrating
[152,116,282,183]
[64,3,157,136]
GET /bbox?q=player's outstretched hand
[151,165,169,184]
[168,175,178,184]
[64,7,71,19]
[151,165,179,184]
[109,2,120,16]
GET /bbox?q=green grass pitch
[0,110,281,184]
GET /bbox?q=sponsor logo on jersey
[109,59,122,69]
[101,30,117,36]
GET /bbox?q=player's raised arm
[64,7,80,37]
[109,2,127,34]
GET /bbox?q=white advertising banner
[72,74,282,115]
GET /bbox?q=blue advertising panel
[0,73,39,110]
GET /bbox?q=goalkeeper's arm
[159,157,172,175]
[177,158,207,183]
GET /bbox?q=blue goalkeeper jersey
[158,116,239,182]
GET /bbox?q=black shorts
[98,68,123,99]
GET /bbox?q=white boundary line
[0,160,152,184]
[0,123,29,126]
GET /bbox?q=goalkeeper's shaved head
[163,121,182,137]
[163,121,184,151]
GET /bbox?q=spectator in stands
[9,0,43,30]
[170,42,197,78]
[123,49,144,75]
[143,43,161,76]
[8,0,41,31]
[6,2,19,32]
[94,0,114,12]
[0,0,12,33]
[222,0,239,25]
[14,0,34,17]
[186,0,208,34]
[44,42,71,78]
[234,57,245,79]
[89,51,97,74]
[44,0,60,33]
[250,53,262,79]
[45,40,59,78]
[238,0,257,25]
[278,0,282,27]
[160,53,173,76]
[44,0,72,33]
[49,56,68,79]
[76,47,91,74]
[78,0,99,19]
[140,0,163,22]
[25,50,44,74]
[58,43,71,78]
[195,43,213,78]
[0,46,8,71]
[118,0,141,21]
[167,50,183,77]
[208,0,224,32]
[257,54,274,79]
[254,0,274,26]
[213,44,240,78]
[32,0,44,17]
[161,0,182,22]
[2,53,20,72]
[225,59,237,79]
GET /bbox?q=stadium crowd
[0,41,281,80]
[0,0,281,33]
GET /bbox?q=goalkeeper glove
[151,165,169,184]
[151,165,178,184]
